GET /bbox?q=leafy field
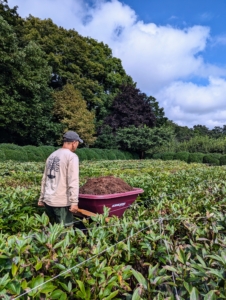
[1,160,226,299]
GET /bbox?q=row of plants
[1,160,226,298]
[149,135,226,156]
[150,151,226,165]
[0,144,133,162]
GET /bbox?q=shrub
[220,155,226,166]
[76,149,87,161]
[203,154,220,166]
[105,150,117,160]
[152,153,162,159]
[4,149,28,162]
[0,150,6,161]
[209,153,222,159]
[161,152,175,160]
[0,143,21,151]
[38,146,55,159]
[0,144,28,161]
[81,148,100,160]
[123,151,133,160]
[114,150,126,160]
[91,148,108,160]
[188,152,205,163]
[174,151,190,162]
[23,146,45,162]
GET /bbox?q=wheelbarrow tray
[78,188,144,217]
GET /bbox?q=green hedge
[113,150,126,160]
[203,154,220,166]
[123,151,134,160]
[161,152,175,160]
[105,149,117,160]
[0,150,6,161]
[80,148,100,160]
[23,146,45,162]
[4,149,28,162]
[152,153,162,159]
[0,144,28,162]
[0,144,136,162]
[90,148,108,160]
[188,153,205,163]
[38,146,56,160]
[174,151,190,162]
[220,155,226,166]
[76,149,87,161]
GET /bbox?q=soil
[79,176,133,195]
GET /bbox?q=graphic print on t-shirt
[47,156,60,179]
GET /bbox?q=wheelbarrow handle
[77,208,110,222]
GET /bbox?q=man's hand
[69,204,79,213]
[38,201,45,207]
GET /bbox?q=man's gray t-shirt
[39,148,79,207]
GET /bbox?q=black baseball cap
[63,131,83,143]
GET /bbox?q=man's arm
[37,165,47,206]
[68,155,79,212]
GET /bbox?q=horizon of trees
[0,0,225,156]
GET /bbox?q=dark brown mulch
[79,176,133,195]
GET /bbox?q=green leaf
[163,265,178,273]
[204,290,217,300]
[103,290,119,300]
[131,269,147,289]
[183,281,192,293]
[21,280,27,290]
[76,280,86,296]
[50,289,66,299]
[190,287,199,300]
[207,269,224,280]
[132,286,143,300]
[59,292,68,300]
[35,261,42,271]
[11,263,18,277]
[0,273,10,288]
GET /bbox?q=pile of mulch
[79,176,133,195]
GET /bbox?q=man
[38,130,83,226]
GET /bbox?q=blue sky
[123,0,226,66]
[7,0,226,128]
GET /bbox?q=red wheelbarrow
[76,188,144,220]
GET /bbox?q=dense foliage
[53,84,96,146]
[103,85,156,131]
[1,160,226,299]
[0,144,133,162]
[0,0,168,149]
[0,16,61,145]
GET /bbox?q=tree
[0,0,22,28]
[116,125,174,158]
[103,85,156,131]
[210,126,223,139]
[175,125,194,142]
[193,125,210,136]
[93,125,118,149]
[0,16,61,145]
[18,16,133,122]
[148,96,168,127]
[53,84,96,145]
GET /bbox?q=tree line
[1,0,225,158]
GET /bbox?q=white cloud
[157,77,226,127]
[7,0,226,128]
